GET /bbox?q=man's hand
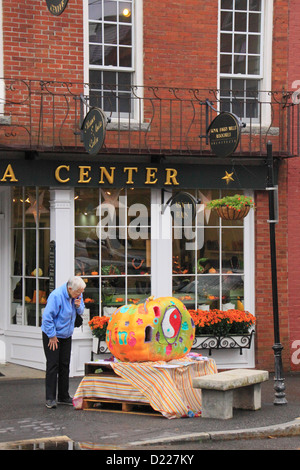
[74,296,81,308]
[48,336,59,350]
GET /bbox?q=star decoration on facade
[222,171,234,185]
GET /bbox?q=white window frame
[218,0,273,127]
[83,0,144,124]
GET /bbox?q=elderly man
[41,276,86,409]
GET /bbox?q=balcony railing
[0,78,299,158]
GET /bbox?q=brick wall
[255,162,290,371]
[1,0,295,370]
[2,0,84,82]
[143,1,218,90]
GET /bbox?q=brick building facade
[0,0,298,374]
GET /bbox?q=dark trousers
[42,332,72,401]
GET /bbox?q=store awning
[0,157,275,190]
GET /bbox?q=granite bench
[193,368,269,419]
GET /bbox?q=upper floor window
[88,0,134,117]
[219,0,264,120]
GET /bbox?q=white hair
[67,276,86,290]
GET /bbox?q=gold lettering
[50,0,65,14]
[99,167,115,185]
[55,165,70,183]
[145,167,158,185]
[216,132,231,138]
[78,166,91,183]
[0,163,18,182]
[165,168,179,186]
[84,115,95,131]
[95,121,103,133]
[124,167,138,184]
[89,135,99,150]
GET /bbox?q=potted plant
[88,315,110,355]
[188,308,256,353]
[206,194,255,220]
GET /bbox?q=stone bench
[193,368,269,419]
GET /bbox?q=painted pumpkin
[106,296,195,362]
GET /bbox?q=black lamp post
[266,141,287,405]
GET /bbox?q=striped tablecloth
[73,356,217,419]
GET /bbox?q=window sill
[107,121,150,132]
[0,115,12,125]
[241,125,279,136]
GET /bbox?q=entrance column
[50,189,74,287]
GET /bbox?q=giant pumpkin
[106,296,195,362]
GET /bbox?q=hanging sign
[46,0,69,16]
[208,112,241,158]
[162,191,197,223]
[81,107,107,156]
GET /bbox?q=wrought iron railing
[0,78,299,157]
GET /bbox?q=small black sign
[49,240,56,293]
[169,192,197,223]
[46,0,69,16]
[208,112,241,158]
[82,108,106,155]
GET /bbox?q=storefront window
[172,189,245,311]
[75,188,151,318]
[11,187,50,326]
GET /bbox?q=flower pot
[92,337,109,354]
[215,205,250,220]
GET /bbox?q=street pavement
[0,362,300,451]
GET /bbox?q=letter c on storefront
[55,165,70,183]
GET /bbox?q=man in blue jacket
[41,276,86,409]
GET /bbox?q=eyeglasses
[70,288,85,296]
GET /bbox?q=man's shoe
[57,396,73,405]
[45,400,57,409]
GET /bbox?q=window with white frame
[219,0,265,120]
[88,0,135,117]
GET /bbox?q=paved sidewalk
[0,362,299,448]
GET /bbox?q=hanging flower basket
[215,204,250,220]
[206,194,254,220]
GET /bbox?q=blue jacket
[41,283,85,339]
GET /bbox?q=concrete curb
[127,418,300,447]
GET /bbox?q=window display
[172,189,245,311]
[11,187,50,326]
[74,188,151,318]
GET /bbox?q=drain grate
[0,436,75,450]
